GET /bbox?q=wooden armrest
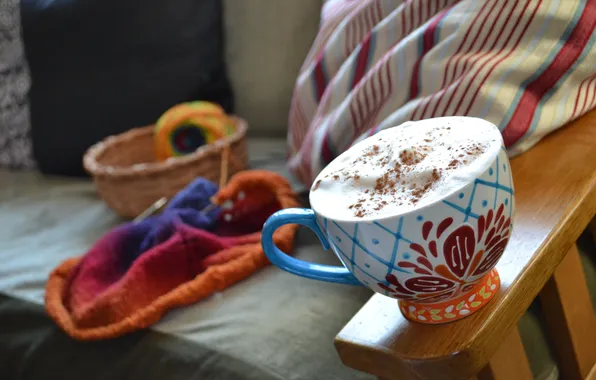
[335,111,596,380]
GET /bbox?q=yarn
[154,101,235,160]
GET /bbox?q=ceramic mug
[261,140,515,324]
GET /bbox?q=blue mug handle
[261,208,361,285]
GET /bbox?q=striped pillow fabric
[288,0,596,186]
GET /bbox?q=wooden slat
[587,363,596,380]
[590,218,596,241]
[540,244,596,380]
[335,110,596,380]
[477,327,533,380]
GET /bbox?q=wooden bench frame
[334,111,596,380]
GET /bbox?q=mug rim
[309,141,507,225]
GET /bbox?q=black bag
[22,0,233,176]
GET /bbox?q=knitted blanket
[45,171,299,340]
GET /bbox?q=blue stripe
[494,156,499,208]
[497,1,586,132]
[464,179,478,222]
[479,0,561,122]
[350,224,359,272]
[333,221,392,267]
[386,217,403,277]
[443,200,480,220]
[367,31,377,69]
[372,221,413,244]
[333,244,387,284]
[507,167,514,219]
[332,221,411,274]
[475,178,515,194]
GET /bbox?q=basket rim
[83,115,248,178]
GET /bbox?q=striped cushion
[288,0,596,186]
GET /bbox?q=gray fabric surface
[0,294,287,380]
[2,137,593,379]
[0,138,372,380]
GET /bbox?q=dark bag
[21,0,233,176]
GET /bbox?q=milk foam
[309,117,502,221]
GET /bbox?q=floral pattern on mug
[379,203,511,303]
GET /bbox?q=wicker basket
[83,116,248,218]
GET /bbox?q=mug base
[398,269,500,324]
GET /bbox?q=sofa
[1,1,594,379]
[0,1,377,379]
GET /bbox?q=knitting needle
[133,196,221,223]
[134,197,168,222]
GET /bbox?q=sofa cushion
[223,0,321,136]
[21,0,233,176]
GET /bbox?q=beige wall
[224,0,322,137]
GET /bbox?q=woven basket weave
[83,116,248,218]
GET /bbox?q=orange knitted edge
[45,175,300,340]
[46,227,296,340]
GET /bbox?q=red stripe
[294,97,308,146]
[462,1,540,116]
[573,74,596,118]
[370,63,394,129]
[313,54,327,101]
[441,1,492,90]
[350,58,394,143]
[410,0,447,120]
[359,63,382,136]
[363,83,372,121]
[452,0,527,115]
[352,33,373,87]
[452,1,502,86]
[349,88,364,129]
[502,0,596,146]
[451,0,502,86]
[349,98,359,131]
[579,75,596,116]
[368,58,379,116]
[356,89,366,127]
[321,134,334,164]
[415,0,422,28]
[410,6,454,99]
[435,0,505,116]
[427,0,433,20]
[353,10,364,53]
[585,78,596,115]
[407,0,415,35]
[578,78,592,116]
[571,76,588,118]
[418,0,491,118]
[367,3,375,31]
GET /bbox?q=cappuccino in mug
[310,117,502,220]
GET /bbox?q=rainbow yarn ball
[154,102,235,161]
